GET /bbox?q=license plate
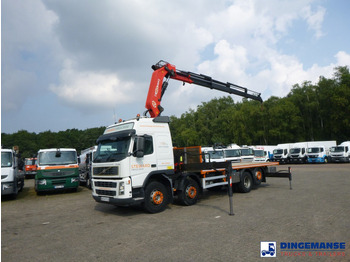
[54,185,64,189]
[101,197,110,202]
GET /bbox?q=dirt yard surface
[2,164,350,261]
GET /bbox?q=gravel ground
[2,164,350,262]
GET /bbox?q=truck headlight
[38,179,47,185]
[119,182,125,195]
[3,183,13,189]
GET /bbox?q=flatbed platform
[231,162,279,170]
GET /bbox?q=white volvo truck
[91,61,291,213]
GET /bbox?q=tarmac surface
[2,164,350,261]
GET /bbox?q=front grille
[96,189,116,196]
[93,166,118,176]
[52,179,66,185]
[95,181,117,188]
[43,170,73,177]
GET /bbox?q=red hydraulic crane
[145,60,263,118]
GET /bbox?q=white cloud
[335,51,350,66]
[301,5,326,38]
[50,60,137,112]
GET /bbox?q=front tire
[178,178,199,206]
[143,181,169,213]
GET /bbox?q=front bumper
[1,182,16,195]
[35,177,79,191]
[329,156,348,163]
[92,195,144,206]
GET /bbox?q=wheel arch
[175,173,201,193]
[142,171,173,201]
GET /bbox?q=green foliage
[1,127,105,158]
[170,66,350,146]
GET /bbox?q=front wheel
[143,181,170,213]
[178,178,199,206]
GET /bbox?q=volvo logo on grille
[95,166,118,176]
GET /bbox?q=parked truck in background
[91,61,289,213]
[254,145,276,161]
[1,148,24,199]
[35,148,79,194]
[240,147,254,162]
[253,149,268,162]
[223,144,241,163]
[289,142,308,164]
[329,141,350,163]
[306,141,336,163]
[201,147,225,163]
[24,157,37,178]
[79,146,97,188]
[273,143,292,163]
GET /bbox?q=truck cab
[240,147,254,162]
[289,142,308,163]
[306,146,328,163]
[35,148,79,194]
[1,148,24,198]
[223,147,241,163]
[253,149,268,162]
[273,144,291,163]
[202,147,225,163]
[329,141,350,163]
[24,157,37,178]
[92,116,174,207]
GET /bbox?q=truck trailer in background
[79,146,97,188]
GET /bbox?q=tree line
[2,66,349,158]
[169,66,350,147]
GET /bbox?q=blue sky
[2,0,350,134]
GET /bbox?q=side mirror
[134,136,145,158]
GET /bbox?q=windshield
[207,150,224,160]
[307,148,320,153]
[38,151,77,166]
[254,150,264,157]
[241,148,254,156]
[273,149,283,154]
[94,136,131,163]
[1,152,13,167]
[224,149,241,158]
[330,146,344,152]
[290,148,300,154]
[25,159,37,165]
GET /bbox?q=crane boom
[145,60,263,118]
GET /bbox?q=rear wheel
[238,171,253,193]
[143,181,169,213]
[178,178,199,206]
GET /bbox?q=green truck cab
[35,148,79,194]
